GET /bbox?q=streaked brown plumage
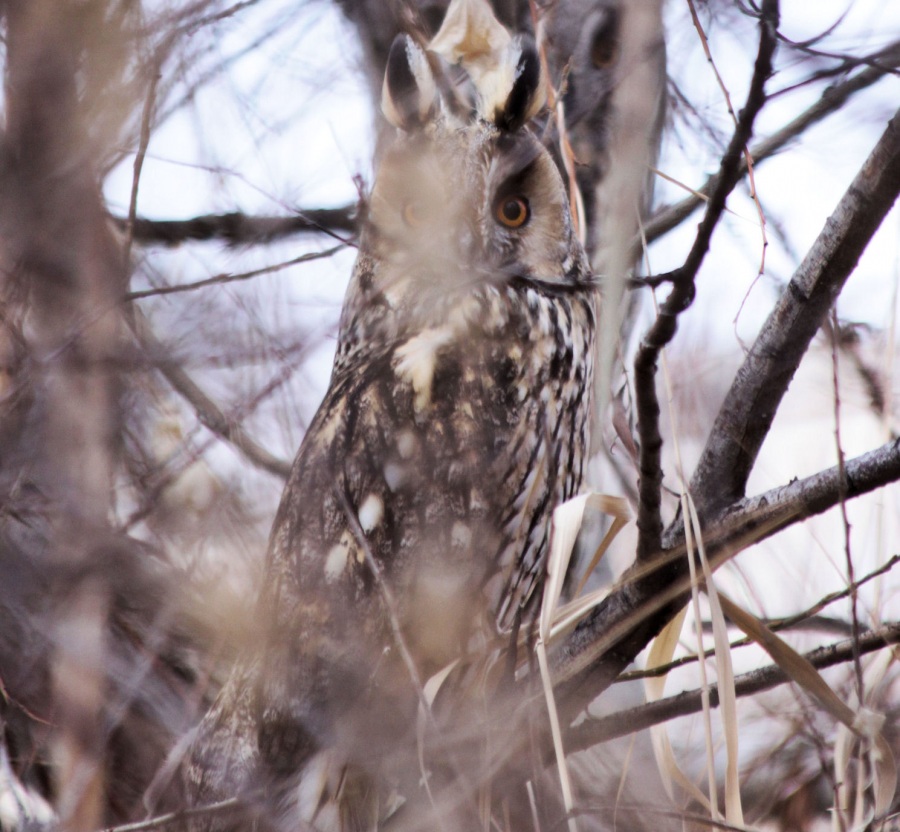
[185,8,596,830]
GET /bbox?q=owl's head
[358,3,588,323]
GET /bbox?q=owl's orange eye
[495,196,530,229]
[402,200,428,227]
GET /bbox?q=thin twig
[566,624,900,753]
[775,34,900,79]
[632,0,779,561]
[689,106,900,522]
[619,554,900,681]
[126,245,345,301]
[644,39,900,244]
[829,308,865,703]
[685,0,769,276]
[123,59,160,269]
[128,309,292,479]
[100,797,243,832]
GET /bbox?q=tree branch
[689,106,900,521]
[578,105,900,721]
[633,0,780,561]
[566,623,900,753]
[644,39,900,244]
[118,207,357,247]
[621,552,900,681]
[129,310,292,480]
[126,246,346,301]
[100,797,243,832]
[554,435,900,713]
[721,436,900,537]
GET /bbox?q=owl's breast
[269,278,595,674]
[383,280,597,634]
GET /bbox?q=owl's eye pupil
[590,11,619,68]
[496,196,530,228]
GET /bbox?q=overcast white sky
[106,0,900,347]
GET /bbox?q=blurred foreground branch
[130,310,292,479]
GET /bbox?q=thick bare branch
[720,436,900,538]
[690,106,900,521]
[554,435,900,714]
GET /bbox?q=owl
[185,4,597,830]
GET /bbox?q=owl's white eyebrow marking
[359,493,384,532]
[393,325,455,413]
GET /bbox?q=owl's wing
[266,332,507,662]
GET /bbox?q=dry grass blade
[718,595,897,820]
[644,606,713,810]
[538,495,594,832]
[861,649,900,824]
[835,645,899,831]
[573,497,632,598]
[682,495,721,822]
[548,589,613,641]
[686,496,743,826]
[535,493,633,832]
[834,722,865,831]
[649,167,759,227]
[546,494,631,639]
[719,595,854,723]
[540,494,631,642]
[416,660,460,821]
[536,639,577,832]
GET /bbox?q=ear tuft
[496,36,545,132]
[382,35,438,131]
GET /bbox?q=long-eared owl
[185,2,597,829]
